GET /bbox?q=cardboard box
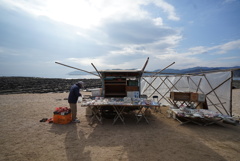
[91,88,102,97]
[190,93,198,102]
[127,91,139,98]
[170,92,191,101]
[53,113,72,124]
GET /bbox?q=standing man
[68,81,84,123]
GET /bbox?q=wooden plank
[170,92,191,101]
[126,86,139,91]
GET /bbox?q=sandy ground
[0,90,240,161]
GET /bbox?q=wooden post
[230,71,233,116]
[141,57,149,76]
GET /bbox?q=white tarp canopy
[141,71,232,116]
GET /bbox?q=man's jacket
[68,84,81,103]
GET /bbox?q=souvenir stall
[82,69,160,124]
[56,58,161,125]
[55,59,239,126]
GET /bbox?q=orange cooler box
[53,113,72,124]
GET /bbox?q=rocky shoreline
[0,77,101,94]
[0,76,239,94]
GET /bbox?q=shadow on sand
[48,107,239,161]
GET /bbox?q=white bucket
[85,106,92,116]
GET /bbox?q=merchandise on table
[171,106,222,118]
[81,97,160,106]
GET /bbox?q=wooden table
[168,108,223,126]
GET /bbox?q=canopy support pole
[141,57,149,76]
[91,63,102,79]
[55,62,100,77]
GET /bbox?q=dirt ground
[0,90,240,161]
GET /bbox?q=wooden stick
[158,76,183,103]
[184,67,240,75]
[142,77,172,104]
[188,77,223,114]
[55,62,100,77]
[148,77,168,98]
[141,57,149,76]
[230,71,233,116]
[208,102,226,107]
[144,68,240,76]
[204,76,229,115]
[165,76,180,92]
[152,62,175,77]
[143,62,175,93]
[196,78,202,93]
[205,77,231,96]
[142,76,182,104]
[91,63,102,78]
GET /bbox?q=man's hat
[77,81,84,87]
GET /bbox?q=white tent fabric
[141,71,232,116]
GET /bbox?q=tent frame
[141,69,239,116]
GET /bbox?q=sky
[0,0,240,78]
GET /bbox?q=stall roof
[99,70,143,77]
[99,70,142,73]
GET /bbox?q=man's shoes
[72,119,80,123]
[40,118,48,122]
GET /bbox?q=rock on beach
[0,77,101,94]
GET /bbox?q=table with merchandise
[82,97,160,125]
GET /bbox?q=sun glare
[42,0,101,28]
[4,0,152,29]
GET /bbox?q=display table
[86,104,160,125]
[168,107,224,126]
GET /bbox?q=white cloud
[217,40,240,54]
[0,0,182,72]
[173,39,240,57]
[1,0,239,77]
[1,0,180,28]
[219,56,240,60]
[147,39,240,69]
[153,0,180,21]
[153,17,163,26]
